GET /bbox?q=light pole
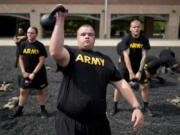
[104,0,108,39]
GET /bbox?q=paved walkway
[0,38,180,47]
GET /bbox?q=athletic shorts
[18,75,48,90]
[55,110,111,135]
[147,67,157,75]
[118,63,148,84]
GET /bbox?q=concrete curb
[0,38,180,47]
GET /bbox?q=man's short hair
[77,24,95,35]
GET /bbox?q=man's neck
[28,39,36,43]
[132,34,140,38]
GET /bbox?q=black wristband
[133,106,142,111]
[138,70,143,73]
[32,72,36,75]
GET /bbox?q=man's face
[18,28,24,34]
[130,21,141,38]
[27,28,37,42]
[77,26,95,50]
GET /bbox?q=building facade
[0,0,180,39]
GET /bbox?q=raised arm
[111,79,144,130]
[49,4,70,67]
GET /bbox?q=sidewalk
[0,38,180,47]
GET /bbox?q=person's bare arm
[123,48,135,80]
[19,55,29,78]
[13,36,19,44]
[49,4,70,67]
[29,56,45,80]
[136,49,148,80]
[111,79,144,130]
[111,79,140,108]
[139,49,148,72]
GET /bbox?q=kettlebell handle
[40,5,66,30]
[50,5,66,17]
[130,78,138,82]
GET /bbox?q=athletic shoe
[159,77,165,84]
[143,107,155,117]
[9,110,23,119]
[41,110,48,119]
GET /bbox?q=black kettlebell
[40,5,66,30]
[129,78,139,91]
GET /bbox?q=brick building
[0,0,180,39]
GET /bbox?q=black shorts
[55,110,111,135]
[147,67,157,75]
[18,75,48,90]
[118,63,148,84]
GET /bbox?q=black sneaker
[158,77,165,84]
[143,107,155,117]
[9,110,23,119]
[41,110,48,119]
[159,78,165,84]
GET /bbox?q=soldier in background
[13,27,27,67]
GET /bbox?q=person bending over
[144,55,165,87]
[159,48,180,73]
